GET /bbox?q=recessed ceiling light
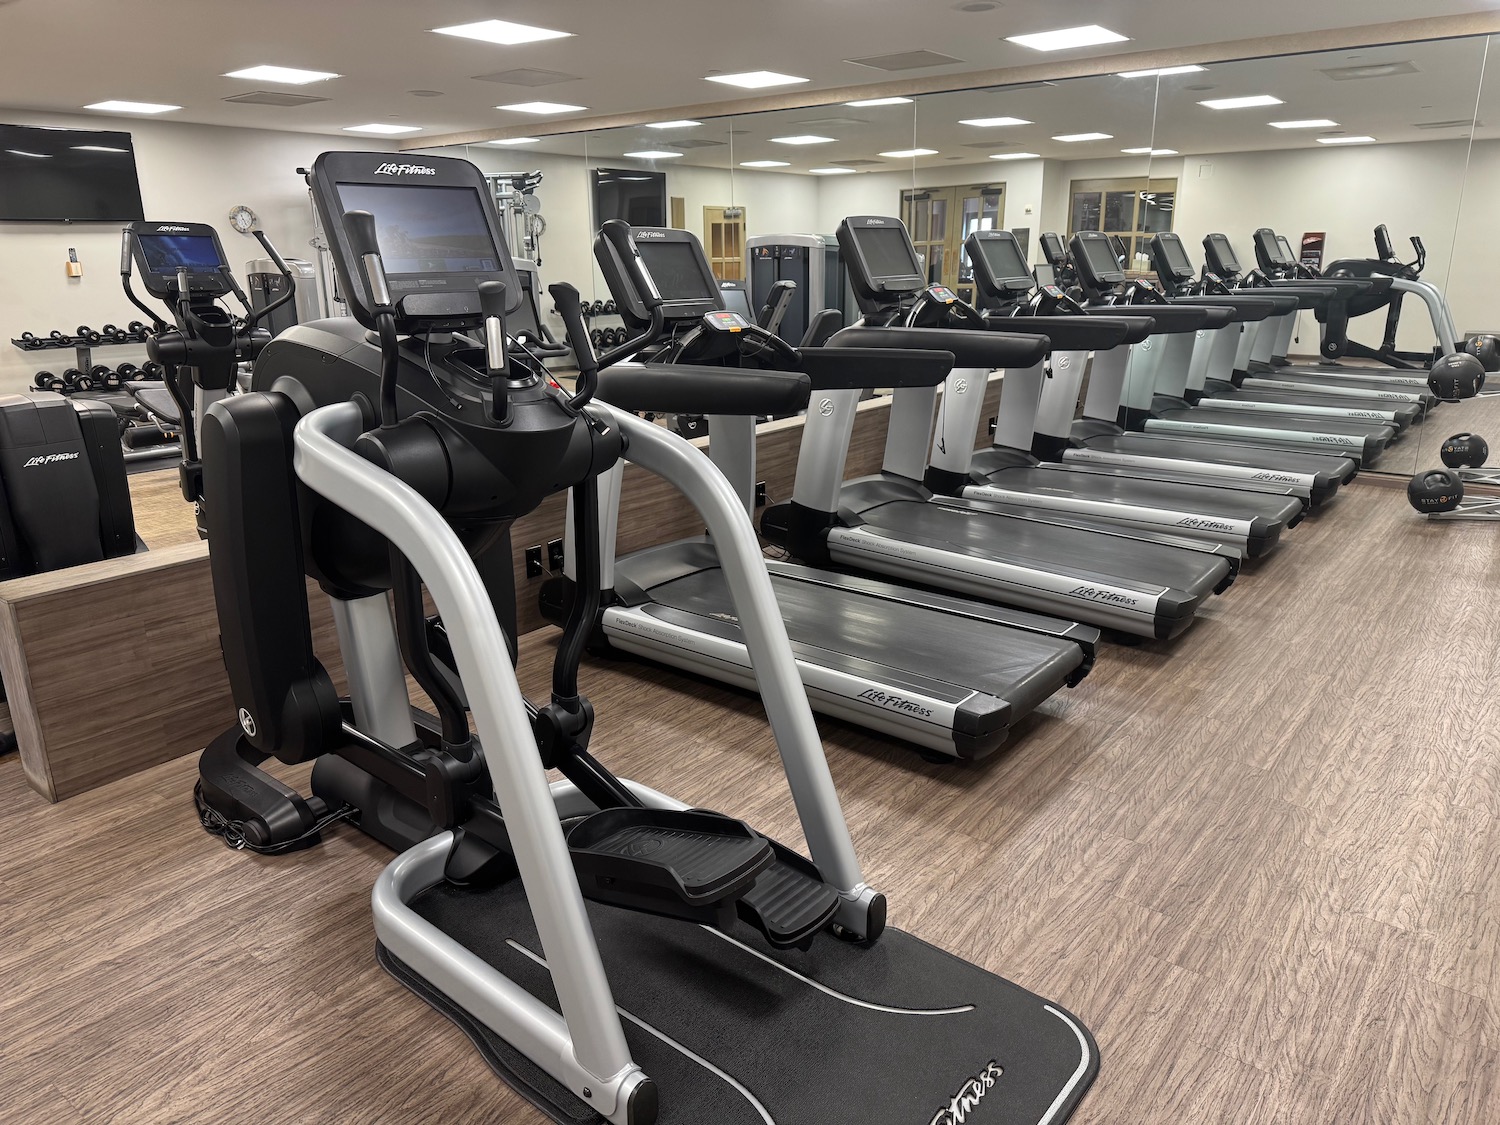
[645,120,701,129]
[809,167,857,174]
[489,137,540,145]
[1005,25,1129,52]
[432,19,572,45]
[959,116,1032,127]
[771,135,837,145]
[844,97,914,107]
[222,65,340,85]
[1199,94,1283,110]
[496,101,587,114]
[1317,135,1377,145]
[83,100,181,114]
[6,150,51,158]
[1121,147,1178,155]
[623,150,684,159]
[71,145,129,153]
[1117,65,1206,79]
[740,159,792,168]
[1270,119,1339,129]
[879,148,939,158]
[1052,132,1112,142]
[343,123,423,134]
[707,71,809,89]
[990,152,1041,160]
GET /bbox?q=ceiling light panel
[959,116,1031,127]
[1117,65,1207,79]
[1006,25,1129,52]
[623,150,683,159]
[646,120,701,129]
[1199,95,1283,109]
[1269,119,1339,129]
[489,138,540,145]
[878,148,939,157]
[223,65,339,84]
[1121,147,1178,155]
[432,19,572,45]
[344,123,422,134]
[1317,135,1377,145]
[497,101,587,114]
[844,97,913,107]
[809,167,857,174]
[1052,132,1112,142]
[84,100,180,114]
[740,159,791,167]
[990,152,1041,160]
[770,135,836,145]
[707,71,808,89]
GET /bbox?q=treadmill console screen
[703,310,748,332]
[1156,234,1195,278]
[1035,263,1056,287]
[973,233,1033,288]
[857,225,925,284]
[1039,231,1067,267]
[1276,235,1297,265]
[1204,233,1241,276]
[926,284,958,303]
[636,239,717,302]
[1075,234,1125,285]
[137,233,226,275]
[718,284,754,320]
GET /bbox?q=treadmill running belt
[387,878,1098,1124]
[650,567,1083,719]
[979,466,1303,524]
[1157,407,1393,441]
[1083,433,1356,482]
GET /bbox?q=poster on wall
[1300,232,1326,273]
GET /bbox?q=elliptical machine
[119,218,295,532]
[192,151,1098,1123]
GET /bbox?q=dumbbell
[115,362,139,383]
[612,327,628,346]
[33,370,64,392]
[19,332,44,350]
[62,367,94,391]
[100,323,128,343]
[140,360,165,380]
[128,321,150,341]
[93,363,122,389]
[49,330,70,346]
[603,300,616,315]
[75,325,102,344]
[589,328,604,348]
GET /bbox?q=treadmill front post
[928,367,995,476]
[880,384,940,482]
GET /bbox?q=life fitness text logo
[373,162,437,176]
[156,224,190,232]
[635,231,667,240]
[23,452,79,468]
[930,1061,1004,1125]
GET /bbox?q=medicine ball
[1429,352,1485,401]
[1464,334,1500,373]
[1407,468,1464,513]
[1439,432,1489,469]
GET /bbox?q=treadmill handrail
[596,362,811,417]
[829,324,1050,370]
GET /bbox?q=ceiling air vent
[471,68,581,86]
[1414,118,1482,130]
[831,158,887,166]
[661,138,726,149]
[845,50,964,71]
[222,91,329,107]
[1321,61,1420,81]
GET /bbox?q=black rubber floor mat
[381,879,1099,1124]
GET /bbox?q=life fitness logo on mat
[929,1060,1004,1124]
[373,162,437,176]
[22,452,80,468]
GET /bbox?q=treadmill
[908,234,1305,559]
[967,229,1356,509]
[762,215,1239,640]
[1061,233,1398,465]
[542,223,1100,760]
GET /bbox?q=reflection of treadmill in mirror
[908,228,1304,560]
[966,230,1354,508]
[544,225,1099,759]
[761,214,1239,640]
[1075,231,1395,464]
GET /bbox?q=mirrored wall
[418,30,1497,476]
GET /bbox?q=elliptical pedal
[735,837,840,950]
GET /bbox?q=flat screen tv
[0,124,145,221]
[593,168,666,228]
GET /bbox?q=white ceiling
[0,0,1495,141]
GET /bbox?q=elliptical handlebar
[548,282,599,410]
[341,209,400,427]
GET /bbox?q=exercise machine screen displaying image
[859,226,924,283]
[1153,233,1196,281]
[594,225,723,328]
[968,230,1035,292]
[309,151,521,332]
[126,221,233,298]
[635,238,717,302]
[1254,228,1295,270]
[1072,231,1126,287]
[837,216,928,313]
[1203,233,1242,276]
[718,281,754,321]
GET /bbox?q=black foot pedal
[568,808,772,928]
[736,838,839,950]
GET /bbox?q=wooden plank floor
[2,478,1498,1123]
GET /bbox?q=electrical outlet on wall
[547,538,565,572]
[525,545,543,578]
[755,481,767,508]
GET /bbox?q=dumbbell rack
[11,328,153,393]
[581,301,625,352]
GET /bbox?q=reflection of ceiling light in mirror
[71,145,129,152]
[809,167,857,174]
[432,19,572,44]
[1121,147,1178,155]
[497,101,586,113]
[84,100,181,114]
[223,65,340,84]
[344,123,422,134]
[1005,25,1129,52]
[878,148,939,157]
[740,160,791,167]
[623,150,683,159]
[617,176,653,181]
[1052,132,1112,142]
[645,120,701,129]
[990,152,1041,160]
[770,135,837,145]
[959,116,1031,127]
[1269,119,1339,129]
[6,150,50,158]
[489,137,540,145]
[844,97,913,107]
[707,71,809,89]
[1199,95,1283,110]
[1317,135,1377,145]
[1116,65,1206,78]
